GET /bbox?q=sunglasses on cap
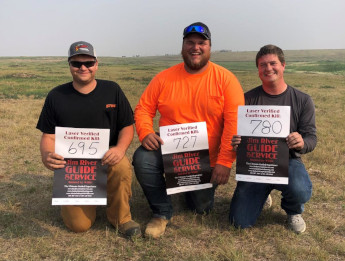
[183,24,210,40]
[69,60,96,68]
[184,25,207,34]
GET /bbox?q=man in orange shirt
[133,22,244,238]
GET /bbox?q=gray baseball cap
[68,41,97,60]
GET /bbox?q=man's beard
[181,51,210,71]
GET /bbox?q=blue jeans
[132,146,216,220]
[229,159,312,228]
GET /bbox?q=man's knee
[107,157,132,201]
[287,185,312,204]
[108,156,132,182]
[61,206,96,233]
[133,146,161,168]
[64,219,93,233]
[132,146,163,183]
[287,175,312,204]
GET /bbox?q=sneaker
[118,220,141,238]
[264,194,272,209]
[287,214,306,234]
[145,217,169,239]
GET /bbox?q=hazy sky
[1,0,344,57]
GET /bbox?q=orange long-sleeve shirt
[135,62,244,168]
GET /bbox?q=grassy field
[0,50,344,261]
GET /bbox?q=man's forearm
[115,125,134,152]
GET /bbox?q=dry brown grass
[0,53,344,261]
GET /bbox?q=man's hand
[102,146,125,166]
[142,133,164,150]
[42,152,66,171]
[231,135,241,151]
[210,164,231,185]
[286,132,304,150]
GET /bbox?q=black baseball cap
[183,22,211,40]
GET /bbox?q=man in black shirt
[36,41,141,238]
[229,45,317,233]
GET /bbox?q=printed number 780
[250,120,283,134]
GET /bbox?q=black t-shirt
[245,85,317,159]
[36,79,134,146]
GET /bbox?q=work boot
[118,220,141,238]
[145,217,169,239]
[287,214,306,234]
[264,194,272,209]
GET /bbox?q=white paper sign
[160,122,212,195]
[237,105,290,137]
[160,122,209,154]
[55,127,110,159]
[236,105,290,184]
[53,127,109,206]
